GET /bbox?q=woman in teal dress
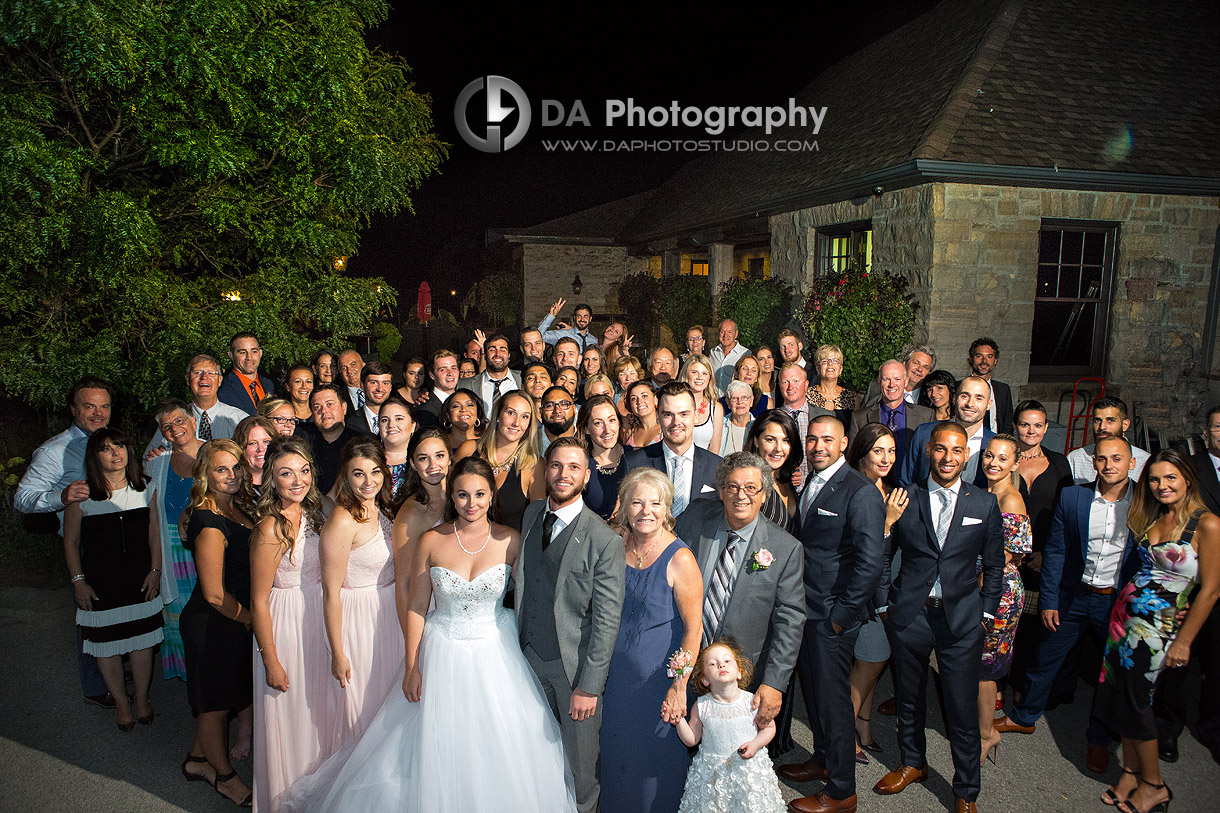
[1093,450,1219,813]
[146,399,204,681]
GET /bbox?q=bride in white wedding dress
[282,457,576,812]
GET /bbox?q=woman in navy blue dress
[601,468,704,813]
[579,394,626,520]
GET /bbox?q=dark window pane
[1061,265,1083,298]
[1031,300,1097,367]
[1037,264,1059,298]
[1081,264,1103,298]
[1061,231,1084,264]
[1038,230,1061,262]
[1082,231,1106,266]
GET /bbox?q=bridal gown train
[282,563,576,812]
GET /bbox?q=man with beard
[967,338,1013,434]
[539,298,597,353]
[518,437,625,813]
[622,381,721,517]
[778,329,808,370]
[900,376,995,487]
[539,385,577,451]
[218,332,276,414]
[346,360,394,436]
[523,362,555,402]
[471,333,522,415]
[300,384,361,494]
[1066,396,1151,484]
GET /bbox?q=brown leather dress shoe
[873,765,928,795]
[1086,743,1111,774]
[777,759,829,783]
[788,792,858,813]
[954,799,979,813]
[993,715,1035,734]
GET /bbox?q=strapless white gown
[282,564,576,812]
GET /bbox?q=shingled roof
[613,0,1220,245]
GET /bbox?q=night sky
[358,2,939,301]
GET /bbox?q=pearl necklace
[453,521,490,555]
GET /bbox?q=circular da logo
[454,76,532,153]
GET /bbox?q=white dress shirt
[361,405,380,434]
[927,477,961,599]
[13,423,90,529]
[193,400,247,440]
[1082,483,1133,588]
[709,343,748,392]
[800,455,847,521]
[963,424,986,482]
[545,495,585,537]
[1068,442,1150,485]
[662,442,696,514]
[1209,452,1220,479]
[480,372,519,415]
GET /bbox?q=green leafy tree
[798,263,917,391]
[716,274,793,350]
[0,0,445,409]
[616,271,661,348]
[657,275,712,351]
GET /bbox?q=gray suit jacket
[516,500,626,696]
[675,499,805,692]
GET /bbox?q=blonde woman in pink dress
[250,435,331,812]
[320,438,404,750]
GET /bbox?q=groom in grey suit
[673,452,805,729]
[517,437,626,813]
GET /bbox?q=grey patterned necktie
[702,532,740,646]
[936,488,953,548]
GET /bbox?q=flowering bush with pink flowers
[798,261,917,392]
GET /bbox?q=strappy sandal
[213,769,253,808]
[1116,779,1172,813]
[180,754,212,783]
[1102,768,1139,807]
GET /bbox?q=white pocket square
[818,508,838,517]
[962,517,983,526]
[700,484,717,493]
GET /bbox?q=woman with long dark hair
[249,435,330,811]
[64,428,162,733]
[1094,450,1219,813]
[745,409,801,534]
[320,439,403,749]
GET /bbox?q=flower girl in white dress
[675,640,786,813]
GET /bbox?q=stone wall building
[490,0,1220,440]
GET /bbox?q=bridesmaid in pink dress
[320,439,404,750]
[250,436,332,812]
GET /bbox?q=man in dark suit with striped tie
[778,415,885,813]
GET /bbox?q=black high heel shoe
[181,754,212,783]
[1117,779,1172,813]
[1102,768,1139,807]
[213,770,253,808]
[855,714,883,753]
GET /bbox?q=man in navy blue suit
[779,415,885,813]
[900,375,994,486]
[995,436,1137,773]
[216,332,276,415]
[874,421,1004,813]
[622,381,721,517]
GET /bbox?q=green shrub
[798,263,917,392]
[717,275,793,350]
[373,322,402,364]
[657,276,712,349]
[616,272,662,348]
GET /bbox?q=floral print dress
[978,512,1032,679]
[1093,511,1203,740]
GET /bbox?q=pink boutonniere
[751,549,774,571]
[666,648,694,678]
